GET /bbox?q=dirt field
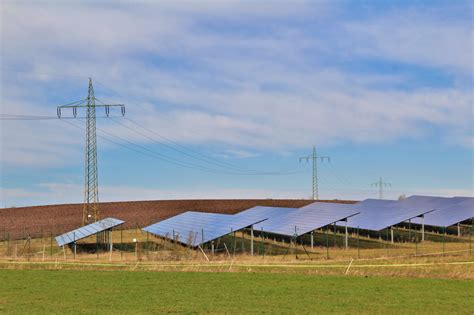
[0,199,356,238]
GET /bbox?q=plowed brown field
[0,199,356,239]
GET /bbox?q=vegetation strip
[1,259,473,269]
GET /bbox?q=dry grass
[0,228,473,280]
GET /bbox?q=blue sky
[0,0,472,207]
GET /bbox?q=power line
[0,114,121,120]
[92,83,302,175]
[61,119,236,174]
[2,113,306,176]
[122,116,260,174]
[64,118,305,176]
[110,116,301,175]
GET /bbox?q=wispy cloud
[1,1,472,172]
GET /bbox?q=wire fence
[0,221,472,263]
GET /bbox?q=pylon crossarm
[57,104,125,118]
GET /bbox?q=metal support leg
[345,220,348,249]
[458,223,461,237]
[390,226,394,244]
[310,231,314,249]
[73,232,76,259]
[110,230,113,254]
[250,226,254,256]
[211,241,215,254]
[421,215,425,242]
[408,219,411,241]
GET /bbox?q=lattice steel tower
[57,78,125,225]
[299,146,330,200]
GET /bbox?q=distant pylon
[57,78,126,225]
[371,177,391,200]
[299,146,330,200]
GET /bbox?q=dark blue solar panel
[253,202,359,237]
[409,196,474,227]
[55,217,125,246]
[347,198,433,231]
[143,211,264,247]
[399,195,459,209]
[233,206,296,223]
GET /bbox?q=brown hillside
[0,199,356,239]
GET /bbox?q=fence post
[147,231,150,259]
[470,218,473,256]
[345,220,348,250]
[7,232,10,257]
[326,227,329,259]
[201,229,204,251]
[230,228,235,256]
[415,234,418,257]
[27,233,31,261]
[109,230,113,262]
[293,226,297,259]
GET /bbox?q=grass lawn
[0,269,473,314]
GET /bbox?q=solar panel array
[142,211,265,247]
[347,199,434,231]
[406,196,474,227]
[233,206,297,224]
[253,202,359,237]
[55,217,125,247]
[142,195,473,247]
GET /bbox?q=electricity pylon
[371,177,391,200]
[299,146,330,200]
[57,78,125,225]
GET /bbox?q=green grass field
[0,269,473,314]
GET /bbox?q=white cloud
[0,1,472,171]
[343,13,473,73]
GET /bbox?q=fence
[0,221,472,263]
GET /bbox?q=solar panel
[142,211,265,247]
[399,195,459,209]
[55,217,125,247]
[408,197,474,227]
[253,202,359,237]
[347,198,434,231]
[233,206,297,223]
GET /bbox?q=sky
[0,0,473,208]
